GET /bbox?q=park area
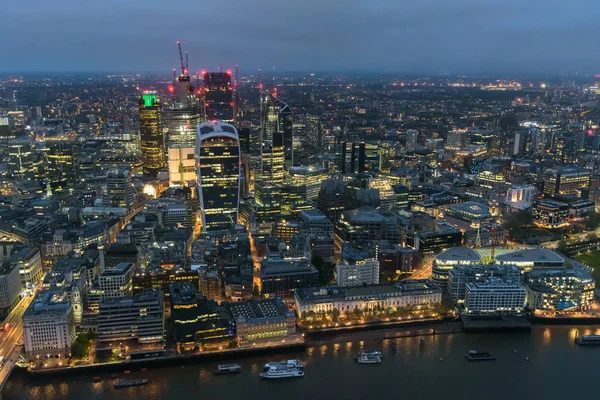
[576,250,600,284]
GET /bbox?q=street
[0,295,34,391]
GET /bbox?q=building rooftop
[435,246,482,263]
[300,209,327,221]
[25,289,70,315]
[101,262,134,276]
[495,249,564,264]
[446,201,491,216]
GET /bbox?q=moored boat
[575,335,600,345]
[357,355,382,364]
[263,360,303,370]
[213,363,242,375]
[114,379,148,388]
[465,350,496,361]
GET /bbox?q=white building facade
[464,281,526,315]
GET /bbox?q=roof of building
[495,249,564,264]
[446,201,491,216]
[435,246,482,263]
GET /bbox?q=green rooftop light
[142,92,157,107]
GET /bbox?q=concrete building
[336,257,379,287]
[87,262,134,311]
[447,264,522,301]
[96,288,165,353]
[533,199,569,228]
[543,167,590,197]
[294,280,442,315]
[260,257,319,298]
[505,185,538,210]
[13,246,43,287]
[106,167,134,208]
[299,209,334,238]
[226,297,296,343]
[23,289,76,360]
[0,263,22,317]
[288,166,328,201]
[444,201,493,230]
[464,280,526,315]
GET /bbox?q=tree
[557,239,568,254]
[587,232,598,242]
[331,308,341,322]
[353,307,363,319]
[585,212,600,231]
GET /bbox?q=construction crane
[185,51,189,74]
[177,41,185,76]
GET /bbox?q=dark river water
[4,325,600,400]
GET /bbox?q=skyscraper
[406,129,418,152]
[196,121,240,231]
[259,94,293,182]
[262,131,285,185]
[139,91,165,176]
[166,90,200,187]
[202,72,233,122]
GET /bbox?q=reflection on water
[7,326,600,400]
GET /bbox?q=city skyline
[2,0,600,75]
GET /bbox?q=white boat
[357,355,382,364]
[213,363,242,375]
[361,350,382,357]
[263,360,304,370]
[260,367,304,379]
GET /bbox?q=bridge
[0,296,34,399]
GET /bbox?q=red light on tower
[201,70,206,75]
[227,70,232,75]
[168,86,174,93]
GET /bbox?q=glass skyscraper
[196,121,240,231]
[139,91,165,176]
[202,72,233,122]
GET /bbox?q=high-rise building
[543,167,590,197]
[44,139,77,188]
[7,137,37,180]
[106,167,134,208]
[262,131,285,185]
[202,72,233,122]
[139,91,165,176]
[337,141,366,174]
[196,121,240,231]
[406,129,418,152]
[259,94,294,180]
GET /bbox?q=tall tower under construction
[202,72,234,122]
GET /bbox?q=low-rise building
[432,247,482,290]
[525,269,595,312]
[23,289,76,360]
[464,280,526,315]
[495,249,564,271]
[226,297,296,343]
[533,199,569,228]
[96,288,164,355]
[294,280,442,315]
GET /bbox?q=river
[4,325,600,400]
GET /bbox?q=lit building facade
[464,281,526,315]
[139,91,165,176]
[505,185,538,210]
[525,269,595,312]
[533,199,569,228]
[196,121,240,231]
[543,167,590,197]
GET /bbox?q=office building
[505,185,538,210]
[288,166,328,201]
[406,129,418,152]
[414,228,462,253]
[260,257,319,298]
[166,101,200,187]
[8,138,37,180]
[464,280,526,315]
[334,207,400,252]
[0,263,22,317]
[543,167,590,197]
[447,264,522,301]
[432,247,482,289]
[96,289,165,352]
[299,209,334,238]
[337,141,367,174]
[378,245,418,275]
[196,121,240,231]
[525,269,595,312]
[261,131,285,185]
[444,201,493,230]
[23,289,76,360]
[202,72,233,122]
[336,257,379,287]
[294,280,442,315]
[533,199,569,229]
[317,178,346,223]
[139,91,165,176]
[88,262,135,311]
[170,282,234,347]
[227,297,296,343]
[106,167,134,208]
[45,139,77,188]
[13,246,43,287]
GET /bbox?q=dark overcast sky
[1,0,599,75]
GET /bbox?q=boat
[260,367,304,379]
[263,360,303,370]
[114,379,148,388]
[575,335,600,345]
[465,350,496,361]
[354,350,383,360]
[357,355,382,364]
[213,363,242,375]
